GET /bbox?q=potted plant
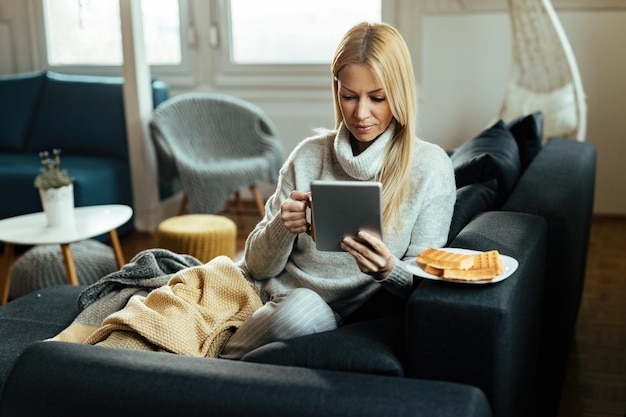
[34,149,75,227]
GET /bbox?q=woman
[220,22,456,359]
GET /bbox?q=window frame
[31,0,194,85]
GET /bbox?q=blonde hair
[331,22,417,230]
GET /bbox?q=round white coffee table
[0,204,133,305]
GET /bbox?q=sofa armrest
[405,211,546,417]
[502,137,596,415]
[1,341,492,417]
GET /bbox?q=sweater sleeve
[239,133,324,281]
[240,176,297,280]
[374,259,415,298]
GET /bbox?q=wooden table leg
[1,242,14,305]
[60,243,79,286]
[109,229,125,268]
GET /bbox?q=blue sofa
[0,71,170,235]
[0,114,596,417]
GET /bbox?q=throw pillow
[447,180,497,245]
[507,111,544,170]
[450,120,521,207]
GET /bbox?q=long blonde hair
[331,22,417,230]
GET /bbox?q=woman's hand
[341,230,395,280]
[280,190,311,235]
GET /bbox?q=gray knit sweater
[238,123,456,318]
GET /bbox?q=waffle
[423,264,444,276]
[416,248,474,270]
[442,250,503,281]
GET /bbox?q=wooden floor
[556,215,626,417]
[6,207,623,415]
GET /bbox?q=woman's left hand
[340,230,395,281]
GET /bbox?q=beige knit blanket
[52,256,262,358]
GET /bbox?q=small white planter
[39,183,75,227]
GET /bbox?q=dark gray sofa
[0,114,596,417]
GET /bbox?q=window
[41,0,182,67]
[211,0,392,90]
[34,0,392,90]
[229,0,382,65]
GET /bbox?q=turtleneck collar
[333,121,396,180]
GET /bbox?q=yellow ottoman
[157,215,237,263]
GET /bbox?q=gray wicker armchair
[150,92,285,217]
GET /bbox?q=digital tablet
[310,180,383,251]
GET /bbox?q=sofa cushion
[447,179,498,245]
[0,284,82,324]
[451,120,521,207]
[0,72,45,151]
[507,112,544,170]
[25,71,129,160]
[241,316,405,376]
[0,285,83,397]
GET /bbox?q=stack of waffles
[416,248,503,281]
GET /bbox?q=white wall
[419,12,511,148]
[419,10,626,215]
[561,11,626,215]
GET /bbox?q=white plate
[406,248,519,285]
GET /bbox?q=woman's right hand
[280,190,311,235]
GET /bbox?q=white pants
[220,288,338,360]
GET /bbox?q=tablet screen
[310,180,383,251]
